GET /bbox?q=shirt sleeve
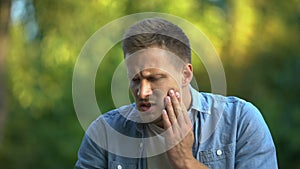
[75,134,108,169]
[75,118,108,169]
[235,102,278,169]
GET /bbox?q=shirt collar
[189,85,210,114]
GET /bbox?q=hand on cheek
[162,89,196,169]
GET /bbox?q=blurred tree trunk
[0,0,11,144]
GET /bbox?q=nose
[138,80,152,99]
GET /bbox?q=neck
[182,85,192,110]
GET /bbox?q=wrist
[171,154,195,169]
[182,156,197,169]
[182,156,209,169]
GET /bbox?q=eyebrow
[128,68,169,79]
[140,70,166,78]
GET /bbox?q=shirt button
[216,149,222,156]
[117,164,122,169]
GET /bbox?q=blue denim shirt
[75,87,278,169]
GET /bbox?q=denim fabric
[75,87,278,169]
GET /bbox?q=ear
[182,64,193,87]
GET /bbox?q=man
[75,18,278,169]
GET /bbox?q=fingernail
[165,96,171,102]
[162,109,167,114]
[175,92,180,98]
[169,90,174,96]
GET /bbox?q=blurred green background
[0,0,299,168]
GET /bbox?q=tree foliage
[1,0,299,168]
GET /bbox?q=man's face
[126,47,185,124]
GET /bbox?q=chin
[139,111,162,124]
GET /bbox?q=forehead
[125,47,184,76]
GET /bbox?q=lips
[138,102,156,112]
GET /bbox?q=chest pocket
[109,161,137,169]
[199,143,235,169]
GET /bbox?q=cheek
[153,79,180,95]
[151,88,165,97]
[151,89,165,107]
[165,79,181,91]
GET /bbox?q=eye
[148,75,162,82]
[131,77,140,83]
[148,77,156,82]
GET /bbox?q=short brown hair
[122,18,191,63]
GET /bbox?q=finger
[170,91,187,127]
[165,96,177,124]
[175,91,181,103]
[174,92,191,126]
[162,109,176,149]
[162,109,172,130]
[169,90,181,118]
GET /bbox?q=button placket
[140,142,143,148]
[117,164,122,169]
[216,149,222,156]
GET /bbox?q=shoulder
[200,92,272,140]
[199,92,260,116]
[200,92,246,105]
[198,92,269,135]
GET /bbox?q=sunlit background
[0,0,299,168]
